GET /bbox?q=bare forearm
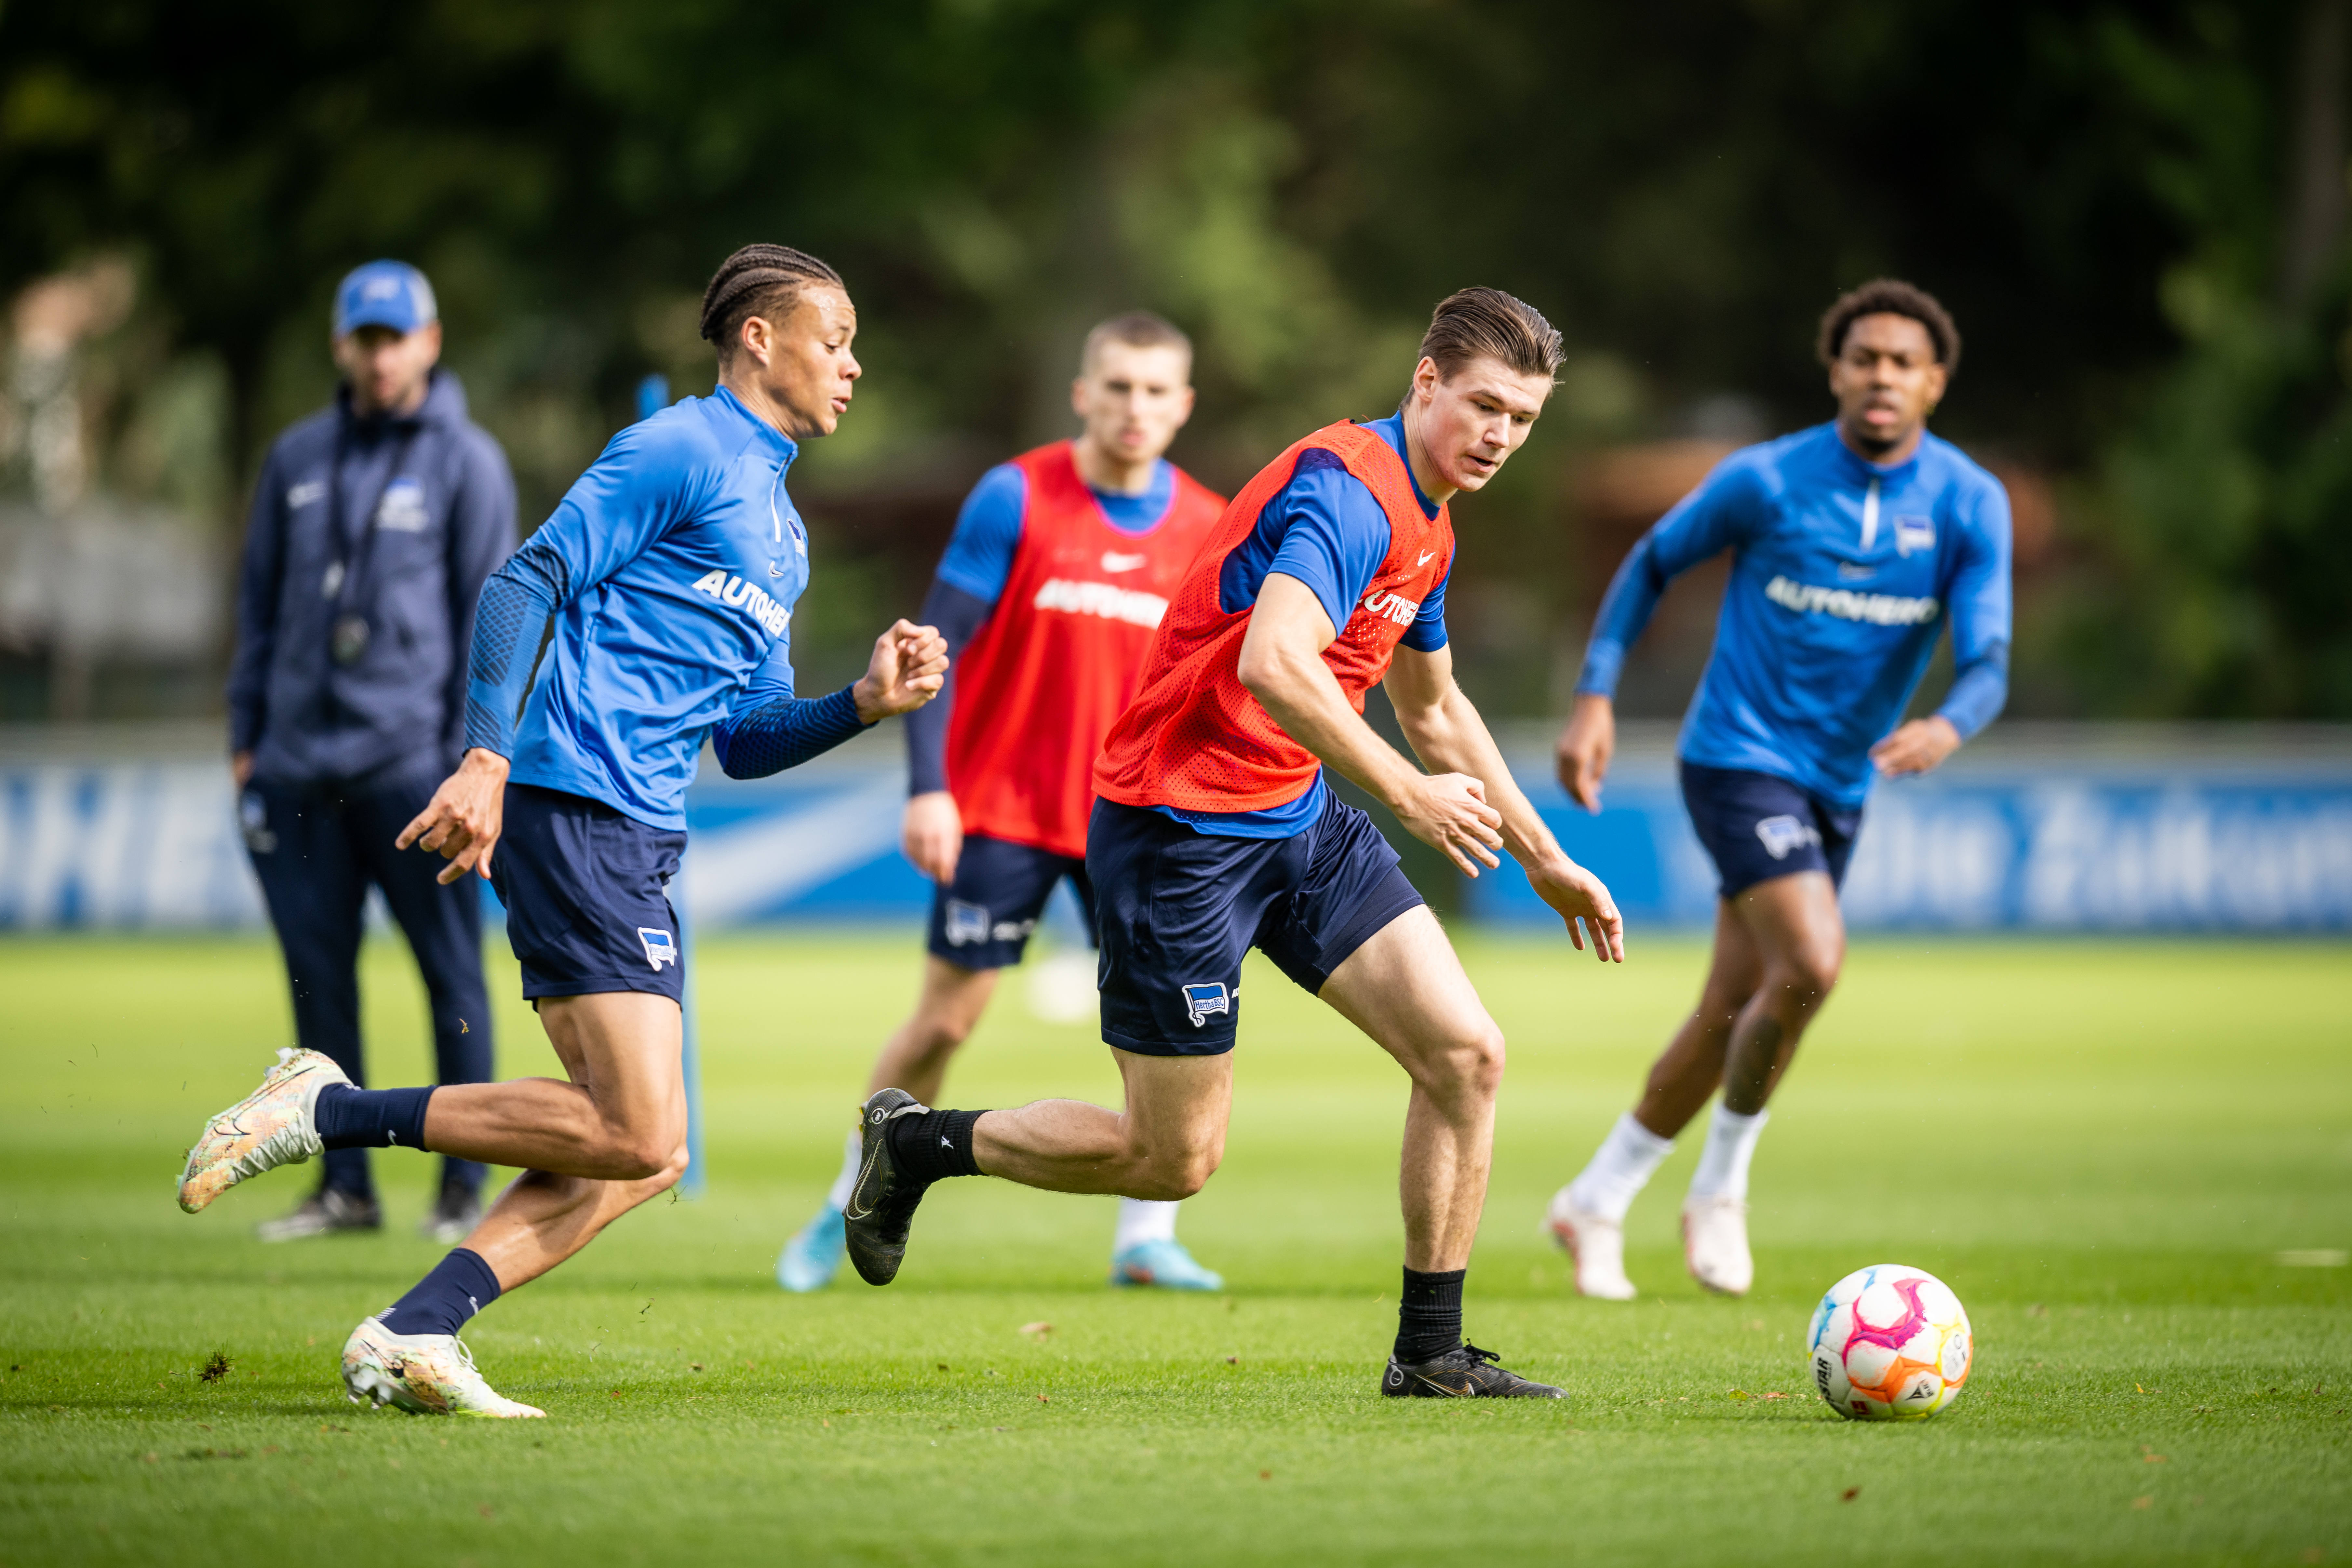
[1244,647,1421,808]
[1398,690,1561,866]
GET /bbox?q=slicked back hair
[1081,311,1192,375]
[1817,279,1961,372]
[1418,287,1564,384]
[699,244,846,359]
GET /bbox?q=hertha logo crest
[944,900,990,946]
[1754,814,1823,861]
[637,927,678,971]
[1181,982,1231,1028]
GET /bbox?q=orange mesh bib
[1092,421,1453,814]
[944,441,1225,857]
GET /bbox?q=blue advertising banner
[2,727,2347,933]
[1468,751,2352,932]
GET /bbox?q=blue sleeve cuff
[1575,639,1627,698]
[1400,562,1451,652]
[1936,641,2009,742]
[713,686,872,779]
[906,579,991,797]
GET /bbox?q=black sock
[381,1248,501,1339]
[884,1108,986,1184]
[315,1083,435,1151]
[1393,1266,1466,1365]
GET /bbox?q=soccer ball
[1806,1264,1972,1421]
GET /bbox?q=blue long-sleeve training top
[462,385,869,831]
[227,371,516,781]
[1576,422,2012,809]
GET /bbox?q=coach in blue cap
[225,260,515,1243]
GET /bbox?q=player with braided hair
[173,244,948,1417]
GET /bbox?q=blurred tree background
[1,0,2347,722]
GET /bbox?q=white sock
[1566,1112,1676,1225]
[1687,1105,1770,1203]
[823,1127,861,1211]
[1113,1197,1180,1254]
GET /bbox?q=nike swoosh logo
[1418,550,1437,567]
[842,1136,882,1222]
[1101,551,1148,573]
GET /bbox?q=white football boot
[177,1048,348,1213]
[1680,1193,1754,1296]
[1545,1186,1637,1300]
[342,1316,544,1418]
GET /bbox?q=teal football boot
[776,1203,846,1293]
[1109,1238,1225,1291]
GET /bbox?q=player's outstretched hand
[1392,772,1504,877]
[903,789,963,883]
[1527,853,1626,962]
[1870,715,1961,778]
[853,619,949,722]
[1554,692,1615,812]
[396,748,511,886]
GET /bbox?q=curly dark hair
[1816,279,1960,372]
[699,244,845,358]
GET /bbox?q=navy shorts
[1087,792,1426,1057]
[490,784,688,1003]
[926,833,1095,971]
[1679,760,1863,900]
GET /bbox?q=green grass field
[2,929,2347,1566]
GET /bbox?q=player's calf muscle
[423,1080,682,1179]
[971,1100,1222,1198]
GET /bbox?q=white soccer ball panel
[1824,1268,1873,1307]
[1895,1324,1942,1363]
[1844,1338,1897,1389]
[1855,1280,1913,1331]
[1916,1276,1962,1322]
[1814,1300,1856,1356]
[1941,1329,1972,1383]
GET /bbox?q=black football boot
[1381,1342,1566,1399]
[842,1088,933,1286]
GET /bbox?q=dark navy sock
[315,1083,435,1151]
[885,1108,986,1184]
[1393,1266,1466,1365]
[381,1248,501,1339]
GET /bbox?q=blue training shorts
[925,833,1095,972]
[1086,792,1425,1057]
[490,783,687,1003]
[1679,760,1863,901]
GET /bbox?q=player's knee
[1775,942,1842,1002]
[1132,1132,1223,1199]
[608,1129,683,1181]
[1428,1020,1506,1099]
[644,1143,691,1193]
[920,1014,977,1055]
[1149,1151,1221,1200]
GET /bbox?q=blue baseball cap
[332,260,438,337]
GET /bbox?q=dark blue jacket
[227,370,516,782]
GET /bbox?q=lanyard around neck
[326,417,423,612]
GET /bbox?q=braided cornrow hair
[698,244,846,358]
